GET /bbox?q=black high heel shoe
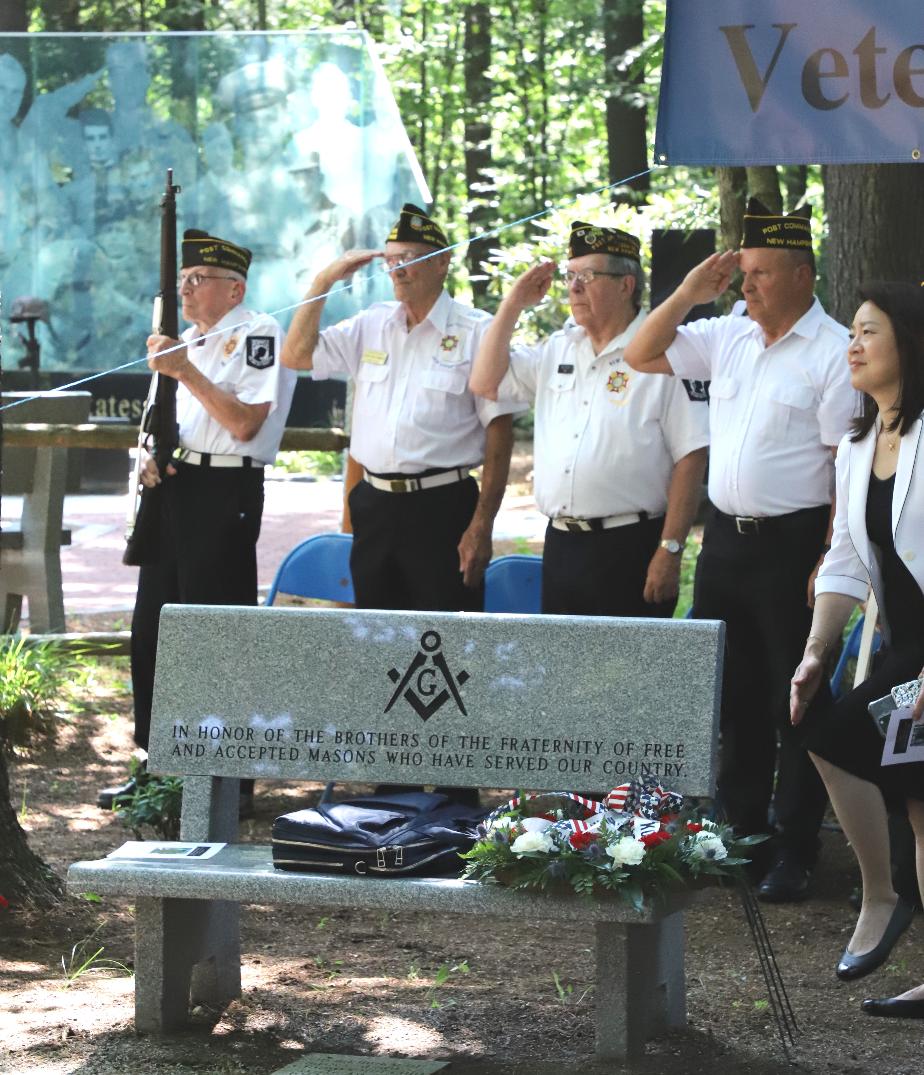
[861,995,924,1019]
[836,898,914,981]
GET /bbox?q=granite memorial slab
[149,605,723,797]
[272,1057,448,1074]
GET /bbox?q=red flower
[686,822,703,834]
[0,894,9,910]
[569,831,598,851]
[641,830,672,848]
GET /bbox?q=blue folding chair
[830,614,882,697]
[265,532,355,606]
[484,554,543,613]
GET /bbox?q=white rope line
[0,166,655,414]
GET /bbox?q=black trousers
[541,516,676,618]
[693,503,831,865]
[348,476,483,612]
[131,462,264,759]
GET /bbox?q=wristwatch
[659,538,683,555]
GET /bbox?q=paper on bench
[106,841,226,860]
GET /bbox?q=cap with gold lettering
[387,203,449,250]
[568,221,641,263]
[181,229,252,278]
[742,197,813,251]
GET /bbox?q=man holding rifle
[98,229,296,812]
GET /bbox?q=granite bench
[1,391,91,633]
[68,605,724,1060]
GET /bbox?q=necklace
[878,428,898,452]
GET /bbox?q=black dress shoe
[861,995,924,1019]
[757,853,811,903]
[97,776,138,810]
[97,761,147,810]
[836,898,914,981]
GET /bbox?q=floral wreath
[461,778,763,908]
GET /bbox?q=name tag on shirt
[557,363,575,375]
[362,349,388,365]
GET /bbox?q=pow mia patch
[246,336,275,370]
[682,378,710,402]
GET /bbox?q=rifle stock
[123,170,181,568]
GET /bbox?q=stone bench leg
[594,911,686,1059]
[135,896,241,1032]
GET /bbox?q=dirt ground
[2,661,924,1075]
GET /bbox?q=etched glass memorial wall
[0,30,428,373]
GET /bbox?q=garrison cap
[742,197,813,251]
[387,203,449,250]
[182,229,252,278]
[568,221,641,263]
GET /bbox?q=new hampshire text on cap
[182,229,253,277]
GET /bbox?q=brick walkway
[2,477,544,622]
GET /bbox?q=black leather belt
[713,504,828,536]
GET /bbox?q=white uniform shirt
[177,304,295,465]
[665,299,857,517]
[500,311,710,519]
[312,290,522,473]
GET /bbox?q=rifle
[123,169,181,567]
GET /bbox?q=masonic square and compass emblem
[384,630,470,721]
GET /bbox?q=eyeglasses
[561,268,625,286]
[384,253,420,270]
[177,273,238,290]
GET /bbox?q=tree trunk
[745,166,782,213]
[822,164,924,325]
[0,0,28,31]
[602,0,648,204]
[781,165,808,212]
[716,166,746,252]
[0,750,63,909]
[463,1,493,305]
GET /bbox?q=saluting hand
[147,334,190,380]
[316,249,383,290]
[506,261,556,312]
[680,251,739,307]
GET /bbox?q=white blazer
[816,416,924,644]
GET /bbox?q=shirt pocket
[708,375,738,401]
[546,372,576,394]
[760,382,816,442]
[356,361,390,385]
[421,367,467,395]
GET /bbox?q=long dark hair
[850,280,924,442]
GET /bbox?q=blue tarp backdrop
[655,0,924,166]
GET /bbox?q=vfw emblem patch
[384,630,470,721]
[606,368,630,398]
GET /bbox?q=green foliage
[60,923,133,985]
[113,761,183,840]
[0,637,83,751]
[271,450,344,478]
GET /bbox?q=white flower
[520,816,554,833]
[605,836,647,867]
[511,829,555,855]
[485,816,515,834]
[688,832,727,861]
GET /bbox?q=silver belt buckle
[735,516,759,535]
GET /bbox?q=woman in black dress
[791,280,924,1018]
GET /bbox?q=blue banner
[655,0,924,165]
